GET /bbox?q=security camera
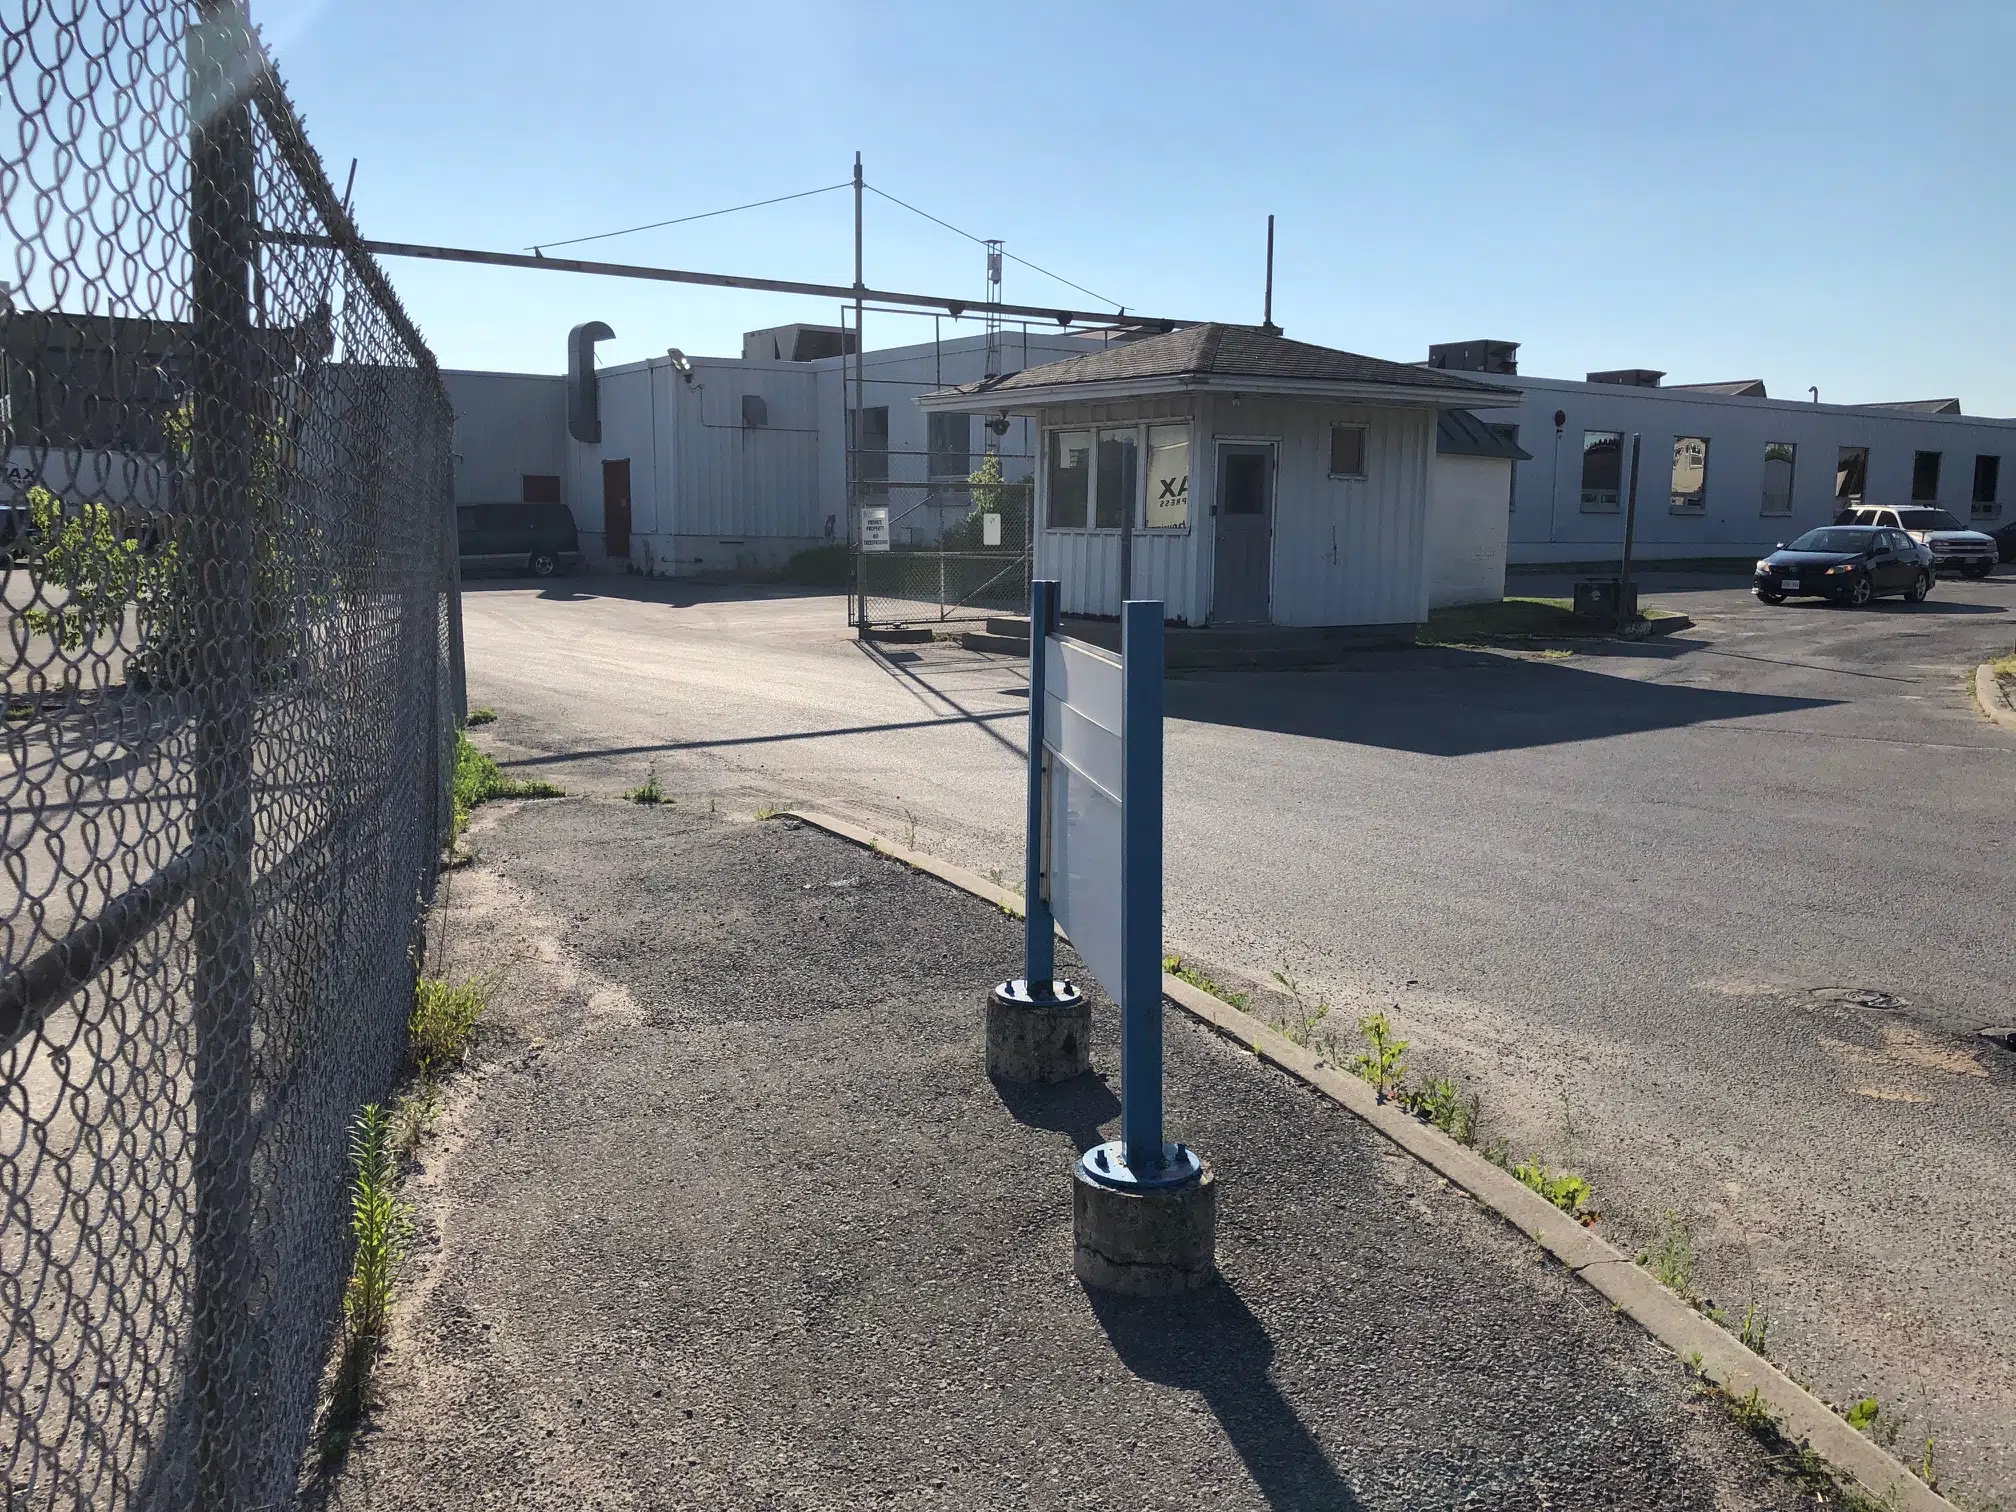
[666,348,694,381]
[985,414,1010,436]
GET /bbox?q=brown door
[601,458,631,558]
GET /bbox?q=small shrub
[1349,1011,1409,1099]
[1403,1074,1479,1145]
[1726,1385,1774,1434]
[1269,964,1333,1047]
[342,1103,410,1353]
[625,764,668,805]
[1738,1298,1771,1357]
[410,975,486,1079]
[1844,1397,1881,1433]
[464,707,497,727]
[1512,1160,1592,1214]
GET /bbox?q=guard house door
[602,458,632,559]
[1212,443,1274,624]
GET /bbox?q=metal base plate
[991,978,1084,1009]
[1076,1139,1205,1192]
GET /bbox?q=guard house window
[1328,424,1367,479]
[1911,450,1941,501]
[1670,436,1709,511]
[1048,430,1092,529]
[927,411,969,478]
[1835,446,1868,509]
[1973,454,2001,518]
[1144,423,1190,529]
[849,406,889,482]
[1760,442,1795,516]
[1580,431,1623,512]
[1094,428,1138,530]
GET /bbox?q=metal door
[1212,443,1273,624]
[602,458,632,559]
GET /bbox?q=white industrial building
[1416,340,2014,565]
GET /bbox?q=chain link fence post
[187,4,261,1503]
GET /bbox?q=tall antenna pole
[983,238,1003,387]
[1262,214,1278,335]
[852,150,865,547]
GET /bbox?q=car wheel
[1905,570,1931,603]
[1845,574,1874,607]
[1960,560,1992,580]
[529,550,559,577]
[1754,588,1785,605]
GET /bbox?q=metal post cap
[990,978,1084,1009]
[1077,1139,1205,1192]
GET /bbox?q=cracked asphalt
[321,797,1832,1510]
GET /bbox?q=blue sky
[259,1,2016,412]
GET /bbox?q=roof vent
[1427,339,1518,376]
[1587,368,1665,387]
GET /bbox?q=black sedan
[1993,518,2016,564]
[1754,526,1934,606]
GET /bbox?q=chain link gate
[1,3,460,1506]
[848,467,1035,636]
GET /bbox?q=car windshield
[1894,507,1965,532]
[1787,528,1873,554]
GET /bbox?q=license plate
[1781,577,1800,591]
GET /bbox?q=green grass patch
[463,706,497,727]
[1990,653,2016,682]
[1512,1160,1593,1215]
[1161,953,1250,1011]
[625,763,669,805]
[452,730,561,840]
[410,975,487,1079]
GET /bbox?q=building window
[1094,428,1138,530]
[1911,450,1941,502]
[1488,424,1520,510]
[521,473,561,504]
[1144,423,1190,530]
[1670,436,1709,511]
[1760,442,1795,516]
[1971,454,1999,518]
[850,406,889,482]
[927,411,970,477]
[1048,430,1092,529]
[1835,445,1868,509]
[1580,430,1623,512]
[1328,424,1367,479]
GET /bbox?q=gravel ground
[316,795,1837,1511]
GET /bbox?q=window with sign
[1144,424,1190,530]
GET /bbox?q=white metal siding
[1430,454,1513,608]
[1204,395,1434,627]
[443,369,566,506]
[672,360,821,542]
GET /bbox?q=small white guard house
[919,323,1520,632]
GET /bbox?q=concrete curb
[780,805,1958,1512]
[1973,662,2016,736]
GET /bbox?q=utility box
[1573,577,1638,621]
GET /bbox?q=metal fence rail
[1,3,459,1507]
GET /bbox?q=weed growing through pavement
[463,707,497,726]
[1738,1298,1771,1357]
[902,807,919,849]
[1512,1160,1593,1215]
[324,1103,411,1457]
[1640,1210,1696,1295]
[625,763,668,805]
[1920,1436,1938,1491]
[1348,1011,1409,1100]
[452,730,561,841]
[1161,954,1250,1011]
[755,804,781,821]
[1269,963,1333,1048]
[410,975,488,1079]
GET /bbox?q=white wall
[443,369,566,507]
[1429,454,1513,608]
[1031,394,1439,629]
[1480,374,2016,563]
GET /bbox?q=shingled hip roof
[918,323,1519,410]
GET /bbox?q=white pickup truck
[1835,505,1997,579]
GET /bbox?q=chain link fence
[2,3,459,1506]
[850,475,1033,634]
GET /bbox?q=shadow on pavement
[1088,1282,1363,1512]
[991,1069,1121,1155]
[1171,648,1838,756]
[461,574,845,609]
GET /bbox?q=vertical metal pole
[1119,598,1164,1171]
[188,3,260,1503]
[1262,214,1276,332]
[1023,580,1057,985]
[1618,432,1642,631]
[852,153,866,635]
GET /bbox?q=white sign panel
[1043,636,1126,995]
[860,505,890,552]
[982,511,1002,548]
[1144,423,1190,530]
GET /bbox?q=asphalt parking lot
[461,564,2016,1502]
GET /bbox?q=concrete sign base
[986,979,1090,1083]
[1072,1159,1217,1296]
